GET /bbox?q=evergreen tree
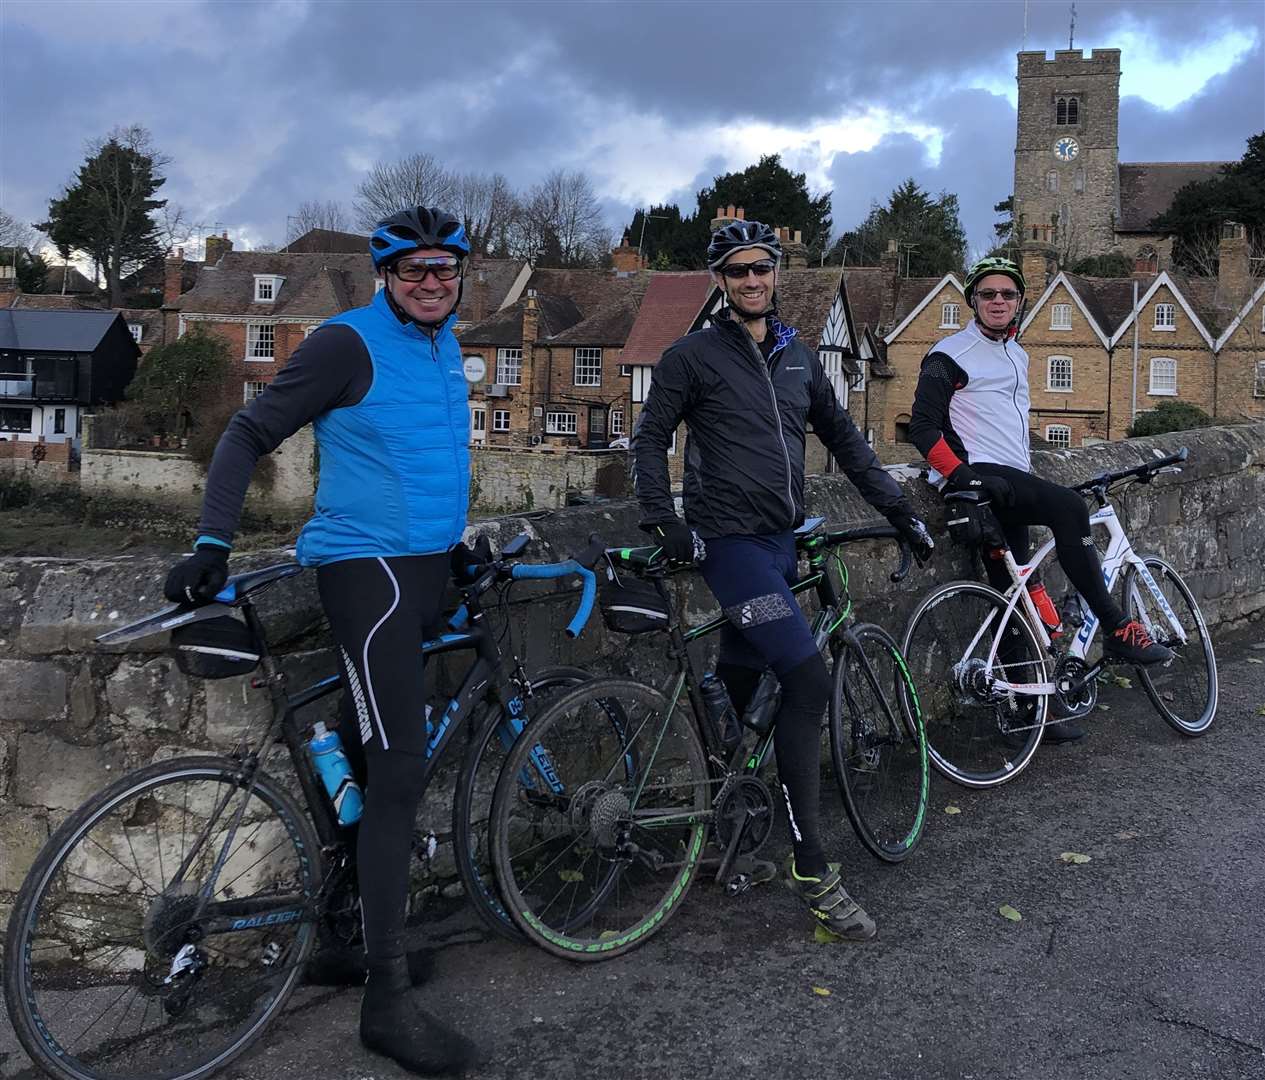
[829,179,966,276]
[40,125,169,306]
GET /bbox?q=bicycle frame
[968,501,1189,700]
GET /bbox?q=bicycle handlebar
[804,525,912,583]
[1073,446,1187,496]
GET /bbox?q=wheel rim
[14,767,316,1080]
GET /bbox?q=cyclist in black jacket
[632,220,933,940]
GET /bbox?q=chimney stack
[162,247,186,307]
[1218,221,1250,306]
[710,205,746,232]
[611,231,646,273]
[1020,240,1054,298]
[204,230,232,266]
[779,226,809,269]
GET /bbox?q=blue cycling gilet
[295,288,470,566]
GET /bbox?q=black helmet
[369,207,470,269]
[707,219,782,269]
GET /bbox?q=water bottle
[308,721,363,826]
[699,673,740,750]
[741,669,781,733]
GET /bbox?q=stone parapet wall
[470,444,628,514]
[1,424,1262,906]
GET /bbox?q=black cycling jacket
[632,313,911,538]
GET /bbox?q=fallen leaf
[1249,658,1265,666]
[598,930,619,940]
[944,805,962,815]
[1162,691,1175,702]
[811,986,832,997]
[814,924,844,944]
[558,869,584,883]
[1059,851,1092,865]
[1257,705,1265,717]
[998,904,1022,922]
[1097,704,1111,712]
[1111,674,1132,689]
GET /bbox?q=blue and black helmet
[369,207,470,270]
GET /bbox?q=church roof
[1116,162,1231,233]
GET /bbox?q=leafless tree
[285,200,350,243]
[453,172,516,257]
[508,169,610,267]
[155,203,194,254]
[353,154,456,231]
[0,207,38,253]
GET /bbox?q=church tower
[1014,49,1121,262]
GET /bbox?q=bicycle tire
[3,756,321,1080]
[489,677,708,962]
[452,665,590,941]
[1122,556,1217,736]
[901,580,1048,788]
[830,623,929,862]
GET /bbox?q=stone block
[13,731,124,812]
[105,657,191,732]
[69,661,97,730]
[0,658,68,721]
[0,732,10,798]
[0,806,49,891]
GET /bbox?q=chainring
[713,776,774,857]
[1053,655,1098,718]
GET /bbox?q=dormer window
[254,275,283,303]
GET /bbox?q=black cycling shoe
[1104,619,1174,666]
[361,968,477,1076]
[1041,718,1087,744]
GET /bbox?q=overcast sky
[2,0,1262,260]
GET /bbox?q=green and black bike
[487,519,929,961]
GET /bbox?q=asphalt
[3,634,1264,1080]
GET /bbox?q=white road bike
[901,447,1217,788]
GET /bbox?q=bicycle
[486,519,929,962]
[2,534,598,1080]
[900,446,1217,789]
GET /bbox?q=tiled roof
[525,268,647,320]
[774,268,845,350]
[0,309,130,352]
[1117,162,1230,233]
[1167,272,1226,338]
[840,267,891,333]
[39,264,98,295]
[463,258,527,323]
[1059,273,1136,337]
[176,251,375,317]
[890,276,950,327]
[457,293,584,347]
[118,308,165,348]
[8,293,105,311]
[621,272,713,365]
[547,284,648,346]
[282,228,368,254]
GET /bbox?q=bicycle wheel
[490,677,708,962]
[3,757,321,1080]
[452,665,590,941]
[901,580,1048,788]
[1122,556,1217,736]
[830,623,929,862]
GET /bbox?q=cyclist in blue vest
[164,207,477,1075]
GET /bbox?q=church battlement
[1017,48,1121,77]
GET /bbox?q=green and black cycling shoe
[784,858,876,941]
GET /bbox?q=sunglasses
[392,257,461,283]
[975,288,1021,302]
[718,260,776,280]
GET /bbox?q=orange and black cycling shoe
[1103,619,1174,666]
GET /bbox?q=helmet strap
[970,295,1024,341]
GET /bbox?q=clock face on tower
[1053,137,1080,162]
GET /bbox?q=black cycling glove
[889,513,935,564]
[651,519,696,563]
[164,544,229,605]
[449,534,493,586]
[945,464,1014,508]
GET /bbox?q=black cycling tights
[972,463,1126,630]
[317,553,450,971]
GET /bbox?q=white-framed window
[940,302,960,329]
[471,409,486,432]
[177,316,187,339]
[573,347,602,387]
[247,323,274,360]
[492,409,511,432]
[1050,303,1072,330]
[243,380,268,403]
[496,347,522,385]
[304,324,319,338]
[1149,357,1177,396]
[610,409,625,436]
[128,322,144,343]
[819,349,846,402]
[1153,303,1176,330]
[1045,424,1072,449]
[854,359,866,393]
[618,364,632,376]
[1254,360,1265,398]
[253,275,282,303]
[1046,355,1073,392]
[546,410,577,435]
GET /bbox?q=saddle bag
[599,565,670,634]
[171,615,262,678]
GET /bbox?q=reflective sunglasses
[392,256,462,283]
[718,260,777,280]
[974,288,1021,302]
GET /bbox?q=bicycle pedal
[724,873,752,897]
